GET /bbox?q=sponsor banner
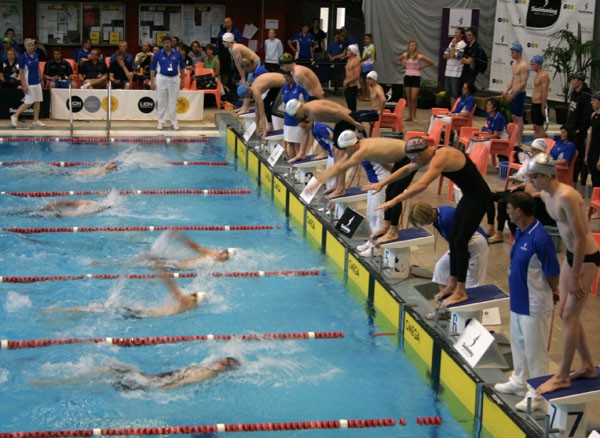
[51,89,205,121]
[489,0,596,101]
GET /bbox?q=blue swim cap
[510,43,523,53]
[530,55,544,65]
[237,84,250,98]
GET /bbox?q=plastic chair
[442,105,477,146]
[182,69,194,90]
[445,141,490,201]
[38,61,46,87]
[458,126,482,151]
[591,233,600,296]
[194,63,207,76]
[588,187,600,220]
[405,118,444,145]
[378,98,406,133]
[192,67,221,109]
[555,149,578,187]
[64,58,80,88]
[489,122,517,167]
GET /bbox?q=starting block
[380,227,434,279]
[239,110,256,133]
[329,187,368,219]
[445,284,509,335]
[264,129,284,155]
[291,155,328,185]
[528,367,600,438]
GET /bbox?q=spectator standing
[460,27,483,86]
[587,93,600,189]
[398,40,434,122]
[503,43,529,148]
[43,48,73,88]
[327,31,345,61]
[343,44,360,112]
[0,47,20,88]
[566,72,592,189]
[309,18,327,60]
[359,33,376,100]
[443,27,466,108]
[288,24,315,62]
[264,29,283,72]
[150,35,185,130]
[11,38,46,128]
[79,49,107,89]
[494,191,559,412]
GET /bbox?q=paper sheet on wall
[140,26,151,42]
[242,24,258,39]
[140,11,153,22]
[170,14,181,28]
[247,39,258,52]
[90,31,100,45]
[153,12,164,26]
[103,28,111,41]
[210,24,221,38]
[67,19,78,31]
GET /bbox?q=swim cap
[222,33,235,43]
[409,202,435,227]
[195,292,207,302]
[510,43,523,53]
[285,99,302,116]
[279,53,294,65]
[530,139,547,153]
[347,44,359,56]
[530,55,544,65]
[527,152,555,176]
[366,71,378,81]
[227,248,237,257]
[237,84,250,98]
[405,137,429,154]
[336,130,358,149]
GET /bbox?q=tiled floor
[2,95,599,430]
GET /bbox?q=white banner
[489,0,595,101]
[50,89,205,121]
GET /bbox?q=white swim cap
[227,248,238,257]
[336,130,358,149]
[347,44,359,56]
[527,152,555,176]
[195,292,207,302]
[285,99,302,116]
[530,138,548,153]
[222,33,235,43]
[366,71,378,81]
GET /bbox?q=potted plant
[417,79,437,109]
[542,26,600,123]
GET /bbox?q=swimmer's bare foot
[313,152,328,159]
[370,226,389,240]
[434,283,456,302]
[404,117,413,122]
[323,186,335,195]
[236,107,250,114]
[373,227,398,247]
[442,290,469,307]
[325,188,346,199]
[536,375,572,395]
[288,155,306,164]
[570,366,599,380]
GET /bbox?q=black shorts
[566,249,600,267]
[404,75,421,88]
[531,103,545,126]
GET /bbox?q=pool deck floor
[2,95,600,433]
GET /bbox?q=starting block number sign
[267,144,284,167]
[243,122,256,142]
[548,403,585,438]
[300,177,322,204]
[453,318,507,369]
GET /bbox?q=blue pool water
[0,140,469,436]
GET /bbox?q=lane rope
[1,161,229,167]
[2,225,279,234]
[0,270,321,283]
[0,417,401,437]
[0,331,345,350]
[0,137,210,143]
[3,189,251,197]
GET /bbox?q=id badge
[167,64,173,72]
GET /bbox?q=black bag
[474,46,488,74]
[196,73,217,89]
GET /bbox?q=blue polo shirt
[327,41,344,58]
[313,122,334,157]
[253,63,268,79]
[282,82,309,127]
[434,206,487,242]
[72,47,91,64]
[485,111,507,134]
[454,95,475,114]
[17,51,40,85]
[292,32,314,60]
[509,220,560,316]
[110,52,136,71]
[550,140,576,162]
[150,49,185,77]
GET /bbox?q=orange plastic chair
[555,149,578,187]
[192,67,221,109]
[182,69,193,90]
[194,63,207,76]
[443,105,477,146]
[458,126,482,150]
[405,118,444,145]
[589,188,600,220]
[489,122,517,167]
[64,58,80,88]
[591,233,600,296]
[378,98,406,133]
[38,61,46,87]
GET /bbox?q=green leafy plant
[542,28,600,103]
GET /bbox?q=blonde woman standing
[398,40,433,122]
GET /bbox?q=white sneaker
[515,394,544,412]
[359,246,381,257]
[32,120,46,127]
[494,380,527,397]
[357,241,372,252]
[172,123,180,131]
[10,114,18,127]
[157,123,163,130]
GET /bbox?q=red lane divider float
[0,137,210,143]
[1,161,229,167]
[0,331,345,350]
[3,189,251,197]
[416,416,442,425]
[2,225,279,234]
[0,417,396,437]
[0,270,321,283]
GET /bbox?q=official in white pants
[156,74,181,128]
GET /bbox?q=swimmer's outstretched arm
[158,269,187,303]
[43,303,106,314]
[159,365,219,389]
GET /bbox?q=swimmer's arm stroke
[559,191,588,297]
[159,366,218,389]
[158,269,186,302]
[316,152,360,184]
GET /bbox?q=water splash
[4,291,33,312]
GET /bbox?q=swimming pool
[0,139,469,436]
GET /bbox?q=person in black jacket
[567,72,593,188]
[460,27,483,86]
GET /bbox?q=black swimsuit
[566,249,600,267]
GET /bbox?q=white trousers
[508,311,550,390]
[156,74,180,125]
[433,232,489,288]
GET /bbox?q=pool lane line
[1,160,229,167]
[3,189,251,197]
[2,225,281,234]
[0,418,403,437]
[0,270,321,283]
[0,137,211,143]
[0,331,345,350]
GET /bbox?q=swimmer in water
[72,160,118,177]
[39,199,111,217]
[45,268,206,318]
[31,357,241,391]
